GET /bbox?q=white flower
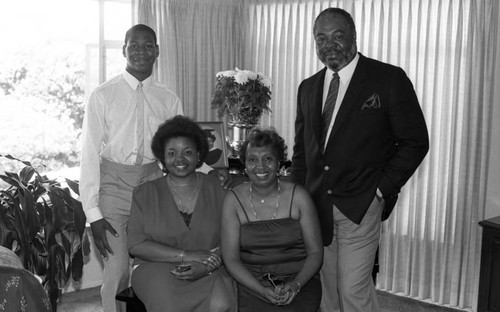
[243,70,258,80]
[258,73,272,88]
[234,70,250,84]
[216,70,237,78]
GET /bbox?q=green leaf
[19,165,36,185]
[0,154,33,167]
[32,176,49,199]
[44,274,60,312]
[82,229,91,256]
[43,198,56,247]
[60,230,74,257]
[71,247,84,281]
[65,178,80,196]
[47,244,67,289]
[71,198,86,239]
[0,174,21,188]
[47,190,71,232]
[18,185,41,240]
[12,202,29,258]
[0,208,15,247]
[32,235,48,276]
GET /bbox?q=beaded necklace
[249,179,280,221]
[167,174,199,214]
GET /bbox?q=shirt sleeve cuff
[84,207,104,224]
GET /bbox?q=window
[0,0,132,176]
[86,0,132,95]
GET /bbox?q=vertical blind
[135,0,499,310]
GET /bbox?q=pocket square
[361,93,381,110]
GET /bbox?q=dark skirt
[238,274,321,312]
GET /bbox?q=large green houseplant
[0,154,89,312]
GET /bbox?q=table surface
[479,215,500,230]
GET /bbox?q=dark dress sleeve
[127,185,148,251]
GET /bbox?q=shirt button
[324,166,330,171]
[327,189,333,195]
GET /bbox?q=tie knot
[332,72,339,81]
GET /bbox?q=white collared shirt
[79,70,183,222]
[322,53,360,147]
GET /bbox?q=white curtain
[134,0,244,119]
[135,0,499,310]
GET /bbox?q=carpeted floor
[57,286,466,312]
[58,287,102,312]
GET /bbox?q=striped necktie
[320,72,340,151]
[135,82,145,165]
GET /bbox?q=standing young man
[291,8,429,312]
[79,24,183,312]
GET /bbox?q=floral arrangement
[211,68,272,125]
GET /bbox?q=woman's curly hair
[151,115,209,170]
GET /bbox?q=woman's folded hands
[170,249,222,281]
[187,249,222,271]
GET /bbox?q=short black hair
[125,24,157,45]
[151,115,209,169]
[313,8,356,34]
[239,129,287,164]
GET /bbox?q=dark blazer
[291,53,429,245]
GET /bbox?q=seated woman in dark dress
[127,115,236,312]
[221,129,323,311]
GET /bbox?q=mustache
[323,48,346,55]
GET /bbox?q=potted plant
[211,68,272,163]
[0,154,89,312]
[211,68,272,126]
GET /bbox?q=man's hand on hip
[90,218,119,260]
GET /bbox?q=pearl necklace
[249,179,280,221]
[167,174,199,214]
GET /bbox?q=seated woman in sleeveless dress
[221,129,323,311]
[127,115,236,312]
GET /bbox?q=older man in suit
[291,8,429,312]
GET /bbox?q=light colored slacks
[98,158,163,312]
[320,196,383,312]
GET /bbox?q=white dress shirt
[79,70,184,222]
[322,53,360,146]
